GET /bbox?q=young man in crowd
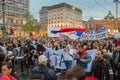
[31,55,57,80]
[65,66,87,80]
[0,50,5,73]
[0,49,19,80]
[113,46,120,80]
[77,45,91,69]
[91,49,114,80]
[102,48,115,79]
[0,62,18,80]
[65,66,98,80]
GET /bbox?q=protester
[113,46,120,80]
[65,66,87,80]
[31,55,57,80]
[91,49,114,80]
[0,50,5,73]
[76,45,91,69]
[0,62,19,80]
[64,46,73,70]
[65,66,98,80]
[102,48,115,79]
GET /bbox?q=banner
[80,27,108,40]
[85,49,97,72]
[114,32,120,38]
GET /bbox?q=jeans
[64,60,72,70]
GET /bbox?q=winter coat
[91,59,113,80]
[31,65,57,80]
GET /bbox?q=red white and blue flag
[51,28,86,37]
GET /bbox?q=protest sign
[80,27,108,40]
[85,49,97,72]
[114,32,120,38]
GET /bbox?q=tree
[22,13,36,33]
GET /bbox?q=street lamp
[114,0,119,31]
[2,0,6,38]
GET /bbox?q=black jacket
[31,65,57,80]
[104,55,115,74]
[91,59,113,80]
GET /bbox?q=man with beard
[113,46,120,80]
[102,48,115,79]
[91,49,113,80]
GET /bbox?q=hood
[37,66,48,73]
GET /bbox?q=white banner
[114,32,120,38]
[85,49,97,72]
[80,27,108,40]
[47,27,60,37]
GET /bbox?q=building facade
[86,11,120,35]
[0,0,29,29]
[39,3,83,30]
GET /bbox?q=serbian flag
[51,28,86,37]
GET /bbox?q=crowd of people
[0,36,120,80]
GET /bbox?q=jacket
[31,65,57,80]
[91,59,113,80]
[0,74,16,80]
[77,53,91,69]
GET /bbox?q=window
[0,5,2,10]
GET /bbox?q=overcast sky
[30,0,120,21]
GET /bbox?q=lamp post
[2,0,6,38]
[114,0,119,32]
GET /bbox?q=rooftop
[41,3,82,13]
[104,11,115,20]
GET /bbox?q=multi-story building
[0,0,29,28]
[39,3,83,30]
[86,11,120,35]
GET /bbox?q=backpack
[31,67,49,80]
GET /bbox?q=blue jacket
[31,65,57,80]
[77,54,91,69]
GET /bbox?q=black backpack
[31,67,49,80]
